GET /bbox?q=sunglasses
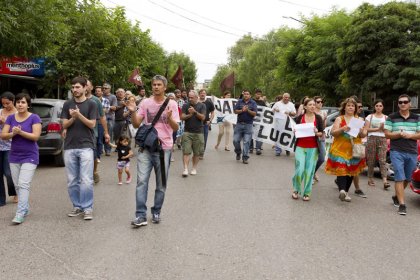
[316,100,323,104]
[398,100,410,105]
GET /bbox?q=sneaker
[152,213,160,224]
[190,169,197,175]
[83,210,93,220]
[182,169,188,177]
[249,149,253,154]
[131,217,148,227]
[97,159,101,163]
[344,193,352,202]
[170,157,175,162]
[354,189,367,198]
[286,151,290,156]
[118,182,123,185]
[236,154,241,161]
[275,153,281,156]
[243,159,249,164]
[392,196,399,207]
[256,150,262,155]
[126,176,132,184]
[398,204,407,215]
[67,208,83,217]
[12,216,24,224]
[105,152,110,156]
[339,190,346,201]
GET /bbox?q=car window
[30,104,53,118]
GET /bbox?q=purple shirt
[6,113,41,165]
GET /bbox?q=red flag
[220,72,235,93]
[171,65,184,89]
[128,68,143,86]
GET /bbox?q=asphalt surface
[1,128,420,280]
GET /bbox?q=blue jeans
[96,124,104,159]
[64,148,94,211]
[135,149,171,218]
[0,150,16,205]
[390,150,417,182]
[10,163,37,218]
[233,123,253,160]
[202,123,209,155]
[314,139,326,173]
[104,119,115,154]
[249,140,263,151]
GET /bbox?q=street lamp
[282,16,305,24]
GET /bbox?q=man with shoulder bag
[126,75,179,227]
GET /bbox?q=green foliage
[338,2,420,103]
[165,52,197,91]
[0,0,196,97]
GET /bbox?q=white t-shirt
[272,101,296,115]
[366,114,386,137]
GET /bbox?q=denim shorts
[390,150,417,182]
[117,161,130,170]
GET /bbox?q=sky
[101,0,388,82]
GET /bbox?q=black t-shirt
[61,98,98,150]
[115,98,126,121]
[203,99,215,122]
[254,99,266,107]
[117,145,131,162]
[182,102,206,133]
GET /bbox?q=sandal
[313,174,319,182]
[384,182,391,189]
[225,147,230,151]
[292,191,299,200]
[303,195,310,201]
[368,179,375,186]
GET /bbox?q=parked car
[325,108,373,127]
[29,99,65,166]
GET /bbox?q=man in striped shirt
[384,94,420,215]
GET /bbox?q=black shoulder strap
[151,98,170,127]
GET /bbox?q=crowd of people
[0,74,419,226]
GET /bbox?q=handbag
[135,98,170,153]
[350,137,366,159]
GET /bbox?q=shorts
[117,161,130,170]
[182,132,204,155]
[390,150,417,182]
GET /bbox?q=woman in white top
[364,99,390,189]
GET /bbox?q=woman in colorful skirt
[325,97,367,202]
[292,98,324,201]
[364,99,390,189]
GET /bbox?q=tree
[338,2,420,105]
[165,52,197,91]
[276,11,351,105]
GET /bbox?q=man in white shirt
[272,93,296,156]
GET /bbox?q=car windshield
[30,104,53,118]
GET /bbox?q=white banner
[211,96,296,152]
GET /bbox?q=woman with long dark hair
[1,93,41,224]
[0,92,17,206]
[325,98,367,202]
[292,98,324,201]
[364,99,389,188]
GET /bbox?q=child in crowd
[115,135,133,185]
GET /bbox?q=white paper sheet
[295,123,315,138]
[347,117,365,138]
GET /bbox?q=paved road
[1,129,420,279]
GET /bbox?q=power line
[276,0,329,12]
[147,0,242,37]
[158,0,252,34]
[103,0,232,39]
